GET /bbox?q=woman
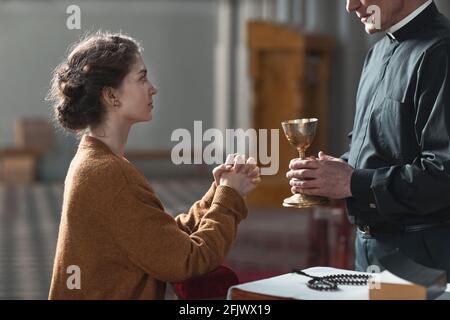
[47,32,261,299]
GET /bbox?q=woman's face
[114,55,157,124]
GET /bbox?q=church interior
[1,0,450,300]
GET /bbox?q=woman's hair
[47,31,142,132]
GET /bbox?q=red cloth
[171,265,239,299]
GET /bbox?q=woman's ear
[101,87,120,108]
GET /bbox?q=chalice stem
[295,149,306,196]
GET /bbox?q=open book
[227,267,450,300]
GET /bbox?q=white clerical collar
[386,0,433,39]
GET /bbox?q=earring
[113,99,120,107]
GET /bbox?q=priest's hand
[286,152,354,199]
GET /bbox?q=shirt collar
[386,0,433,41]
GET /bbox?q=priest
[287,0,450,277]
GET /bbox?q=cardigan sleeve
[174,182,218,234]
[107,182,247,282]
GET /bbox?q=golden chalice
[281,118,329,208]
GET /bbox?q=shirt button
[369,203,377,209]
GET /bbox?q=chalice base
[282,193,328,208]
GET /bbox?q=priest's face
[346,0,411,34]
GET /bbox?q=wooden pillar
[247,21,334,208]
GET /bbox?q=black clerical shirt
[342,2,450,226]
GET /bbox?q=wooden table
[229,288,292,300]
[228,267,450,300]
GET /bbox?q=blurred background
[0,0,449,299]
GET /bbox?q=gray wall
[0,0,216,180]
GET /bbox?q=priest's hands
[213,154,261,197]
[286,152,354,199]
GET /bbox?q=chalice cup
[281,118,329,208]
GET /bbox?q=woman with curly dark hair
[47,31,261,299]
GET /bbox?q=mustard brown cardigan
[48,135,248,299]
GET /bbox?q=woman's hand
[212,154,262,197]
